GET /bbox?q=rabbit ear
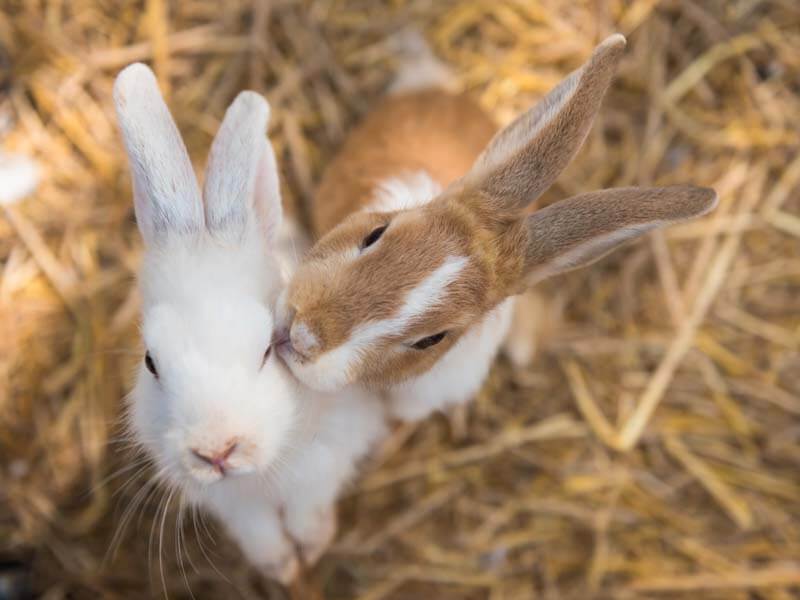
[114,63,203,246]
[521,186,718,287]
[463,34,626,211]
[203,91,282,244]
[252,135,283,247]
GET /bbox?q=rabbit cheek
[359,334,457,388]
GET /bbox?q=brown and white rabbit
[277,34,718,421]
[115,64,386,582]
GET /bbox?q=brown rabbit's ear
[521,186,718,287]
[463,34,626,211]
[114,63,203,246]
[203,91,282,244]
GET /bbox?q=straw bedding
[1,0,799,598]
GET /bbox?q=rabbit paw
[258,550,300,586]
[292,505,337,567]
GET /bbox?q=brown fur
[312,90,497,236]
[286,35,717,389]
[289,196,505,386]
[521,185,718,288]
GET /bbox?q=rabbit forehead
[293,202,479,337]
[141,234,283,302]
[142,294,272,361]
[140,240,275,348]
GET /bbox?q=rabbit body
[115,64,386,582]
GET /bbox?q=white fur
[394,254,468,322]
[203,91,276,242]
[114,64,203,244]
[280,339,355,393]
[275,216,309,278]
[387,297,514,421]
[117,65,386,581]
[368,170,442,212]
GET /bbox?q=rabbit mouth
[184,460,257,486]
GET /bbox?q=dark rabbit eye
[144,351,158,378]
[411,331,447,350]
[360,225,387,250]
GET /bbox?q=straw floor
[1,0,799,598]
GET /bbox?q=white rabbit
[115,63,386,583]
[277,34,718,421]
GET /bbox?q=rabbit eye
[360,225,387,250]
[144,351,159,378]
[261,344,272,368]
[411,331,447,350]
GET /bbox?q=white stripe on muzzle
[310,254,469,379]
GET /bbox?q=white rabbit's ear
[463,34,626,211]
[114,63,203,246]
[252,135,283,247]
[203,91,282,245]
[521,186,718,287]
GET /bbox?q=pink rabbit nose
[192,441,237,475]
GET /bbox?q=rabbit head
[116,64,297,493]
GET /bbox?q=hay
[1,0,799,598]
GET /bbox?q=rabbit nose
[192,441,237,475]
[289,320,319,358]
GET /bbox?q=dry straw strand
[1,1,799,599]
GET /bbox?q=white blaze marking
[308,254,469,379]
[368,171,442,213]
